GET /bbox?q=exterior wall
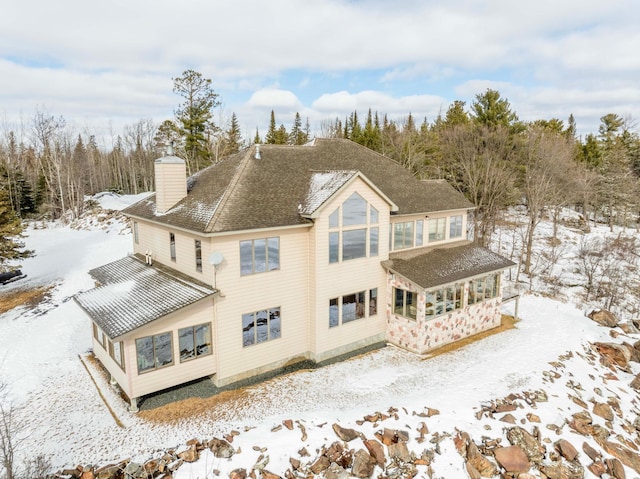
[155,161,187,213]
[209,227,311,387]
[91,331,128,393]
[386,275,503,354]
[309,178,390,363]
[389,210,468,253]
[132,220,213,285]
[115,299,216,399]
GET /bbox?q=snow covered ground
[1,195,639,478]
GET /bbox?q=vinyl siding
[155,162,187,213]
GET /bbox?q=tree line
[1,71,639,271]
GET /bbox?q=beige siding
[209,227,311,387]
[155,162,187,213]
[132,220,213,285]
[115,299,216,399]
[91,332,128,394]
[309,178,390,362]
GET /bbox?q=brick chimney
[155,145,187,214]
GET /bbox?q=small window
[428,218,446,242]
[133,221,139,244]
[136,332,173,374]
[242,307,281,347]
[369,288,378,316]
[369,227,379,257]
[170,233,176,262]
[329,298,339,328]
[415,220,423,246]
[393,287,417,321]
[195,240,202,272]
[109,340,125,371]
[93,323,106,348]
[450,215,463,239]
[393,221,414,250]
[329,232,339,263]
[179,323,212,361]
[370,205,378,224]
[329,208,339,228]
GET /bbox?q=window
[108,340,125,371]
[329,192,378,263]
[133,221,139,244]
[369,288,378,316]
[428,218,446,242]
[170,233,176,261]
[450,215,463,239]
[393,221,414,250]
[416,220,424,246]
[240,237,280,275]
[393,288,417,320]
[425,284,463,320]
[195,240,202,272]
[179,323,212,361]
[242,307,281,346]
[93,323,106,348]
[468,273,500,305]
[136,332,173,374]
[329,288,376,327]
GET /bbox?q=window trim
[240,237,280,276]
[135,332,174,374]
[428,217,446,243]
[329,288,377,327]
[195,240,202,272]
[133,221,139,244]
[108,339,125,371]
[169,232,176,262]
[393,287,417,321]
[178,323,212,362]
[425,283,463,320]
[449,215,463,239]
[242,307,282,347]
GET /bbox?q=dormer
[155,147,187,214]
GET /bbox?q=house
[75,138,515,411]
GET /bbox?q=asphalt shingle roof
[382,241,516,289]
[74,255,216,339]
[123,138,473,234]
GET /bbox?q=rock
[388,442,412,463]
[593,342,631,368]
[80,470,95,479]
[210,438,235,458]
[324,463,349,479]
[587,461,606,477]
[229,468,247,479]
[363,439,385,468]
[554,439,579,461]
[588,309,618,327]
[254,454,269,471]
[464,461,481,479]
[539,460,585,479]
[493,446,531,473]
[351,449,376,478]
[623,342,640,362]
[260,470,281,479]
[332,423,361,442]
[95,464,120,479]
[582,442,600,461]
[593,402,614,421]
[500,413,517,424]
[606,458,626,479]
[282,419,293,430]
[178,444,199,463]
[526,413,541,423]
[466,453,498,477]
[630,373,640,390]
[506,427,545,464]
[309,456,330,474]
[123,462,143,478]
[569,411,593,435]
[600,441,640,474]
[289,457,300,470]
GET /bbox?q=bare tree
[0,377,27,479]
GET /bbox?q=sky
[1,0,639,147]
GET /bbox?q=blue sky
[1,0,639,147]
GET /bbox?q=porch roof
[382,241,515,289]
[74,255,216,339]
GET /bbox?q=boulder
[466,453,498,477]
[387,442,412,463]
[177,444,199,463]
[493,446,531,473]
[260,470,281,479]
[210,438,235,458]
[351,449,376,478]
[605,458,626,479]
[363,439,385,468]
[310,456,330,474]
[332,423,361,442]
[593,342,631,368]
[588,309,618,327]
[506,427,545,464]
[324,463,349,479]
[593,402,614,421]
[539,460,585,479]
[582,442,600,462]
[554,439,579,461]
[630,373,640,390]
[600,441,640,474]
[229,468,247,479]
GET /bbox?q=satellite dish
[209,251,224,267]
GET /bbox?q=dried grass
[0,286,54,315]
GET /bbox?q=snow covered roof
[123,139,473,234]
[382,241,516,289]
[299,170,358,216]
[74,255,216,339]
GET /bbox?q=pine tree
[0,187,32,271]
[289,112,308,145]
[471,89,519,130]
[253,128,262,144]
[265,111,278,144]
[223,113,242,154]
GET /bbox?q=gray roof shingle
[123,139,473,234]
[382,241,516,289]
[74,255,216,339]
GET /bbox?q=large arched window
[329,192,379,263]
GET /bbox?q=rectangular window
[195,240,202,272]
[108,340,125,371]
[369,227,379,257]
[393,221,414,250]
[393,288,417,320]
[329,298,339,328]
[450,215,463,239]
[136,332,173,374]
[240,237,280,275]
[242,307,281,347]
[93,323,106,348]
[133,221,139,244]
[342,229,366,260]
[179,323,212,362]
[416,220,423,246]
[428,218,446,242]
[170,233,176,262]
[369,288,378,316]
[342,291,365,324]
[425,284,463,320]
[369,205,378,224]
[329,232,339,263]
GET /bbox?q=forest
[1,70,639,277]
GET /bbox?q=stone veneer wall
[386,276,502,354]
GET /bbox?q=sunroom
[382,241,515,354]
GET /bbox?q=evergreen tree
[440,100,470,128]
[289,112,308,145]
[172,69,220,171]
[223,113,242,154]
[0,187,32,271]
[253,128,261,144]
[361,109,381,151]
[275,124,288,145]
[265,111,278,144]
[471,89,520,130]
